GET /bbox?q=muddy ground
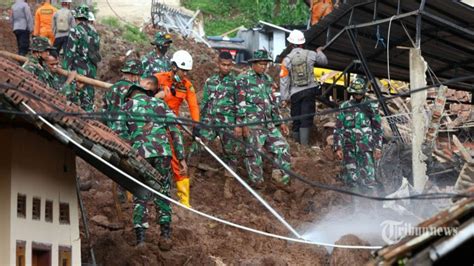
[0,12,374,264]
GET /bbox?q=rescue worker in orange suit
[155,50,199,208]
[34,0,57,44]
[305,0,339,26]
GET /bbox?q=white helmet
[61,0,72,3]
[287,30,305,45]
[171,50,193,70]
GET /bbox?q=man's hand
[155,91,165,99]
[65,70,77,84]
[281,100,289,108]
[374,149,382,160]
[280,124,289,136]
[234,127,243,137]
[336,149,343,160]
[179,160,188,176]
[316,46,324,53]
[76,81,85,90]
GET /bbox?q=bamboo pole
[0,50,113,89]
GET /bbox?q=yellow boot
[176,178,191,208]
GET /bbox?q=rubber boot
[135,227,146,246]
[299,127,311,146]
[292,131,300,143]
[159,223,173,251]
[176,178,191,208]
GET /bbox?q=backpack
[290,49,310,87]
[56,9,71,32]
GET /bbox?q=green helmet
[121,59,143,75]
[30,36,54,52]
[151,32,173,46]
[347,77,367,94]
[74,5,90,19]
[248,49,272,63]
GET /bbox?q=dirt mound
[330,234,372,266]
[0,9,17,54]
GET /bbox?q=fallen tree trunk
[0,50,113,89]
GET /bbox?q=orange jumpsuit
[310,0,334,26]
[155,72,200,182]
[34,3,57,44]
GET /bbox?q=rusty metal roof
[0,57,160,196]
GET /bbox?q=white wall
[272,31,287,61]
[1,128,81,266]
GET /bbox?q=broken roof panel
[0,57,161,197]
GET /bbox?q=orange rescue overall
[34,3,57,44]
[155,72,200,182]
[310,0,334,26]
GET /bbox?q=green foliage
[122,24,148,44]
[100,16,148,44]
[100,16,121,28]
[0,0,14,8]
[183,0,309,36]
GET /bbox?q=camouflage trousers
[190,126,241,169]
[341,149,376,191]
[76,66,96,112]
[244,127,291,185]
[133,156,172,228]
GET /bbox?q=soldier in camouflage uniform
[141,31,172,77]
[44,52,80,103]
[23,37,78,94]
[235,50,292,191]
[193,52,240,167]
[333,77,383,193]
[122,83,187,250]
[62,5,101,112]
[102,59,142,138]
[191,51,241,197]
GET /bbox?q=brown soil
[330,235,372,266]
[0,9,18,54]
[0,12,373,264]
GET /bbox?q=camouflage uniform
[62,5,101,112]
[22,37,55,87]
[102,59,142,138]
[236,60,291,185]
[333,80,383,192]
[122,90,185,228]
[141,51,171,77]
[141,32,172,77]
[194,72,241,167]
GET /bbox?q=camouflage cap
[151,32,173,46]
[30,36,54,52]
[347,77,367,94]
[121,59,143,75]
[74,5,90,19]
[248,49,272,63]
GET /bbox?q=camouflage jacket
[201,72,238,125]
[140,51,170,77]
[236,69,282,128]
[122,92,185,159]
[23,55,54,88]
[62,21,101,77]
[103,79,136,137]
[334,98,383,152]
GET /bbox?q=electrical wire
[23,101,383,250]
[1,77,474,202]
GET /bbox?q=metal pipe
[346,29,404,142]
[181,124,302,239]
[76,177,97,266]
[429,222,473,262]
